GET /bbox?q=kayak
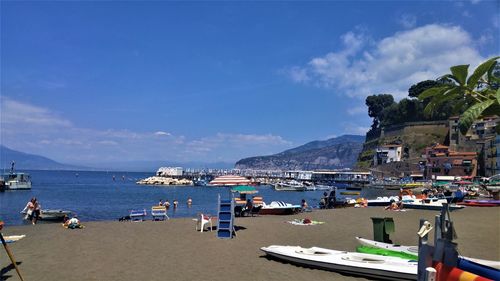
[356,237,500,270]
[356,245,418,260]
[261,245,417,280]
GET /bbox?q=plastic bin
[371,217,395,243]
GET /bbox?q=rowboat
[366,196,400,207]
[260,245,417,280]
[356,237,500,270]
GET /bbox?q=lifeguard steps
[217,194,235,239]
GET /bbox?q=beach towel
[286,219,325,226]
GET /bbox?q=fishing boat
[402,197,465,211]
[355,237,500,270]
[274,180,306,191]
[258,201,301,215]
[1,172,31,190]
[260,245,417,280]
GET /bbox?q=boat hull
[258,207,300,215]
[261,246,417,281]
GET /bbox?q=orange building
[424,143,477,179]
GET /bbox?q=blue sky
[1,1,499,167]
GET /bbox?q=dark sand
[1,207,499,281]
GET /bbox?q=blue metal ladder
[216,194,235,239]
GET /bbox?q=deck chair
[195,213,213,232]
[130,209,147,221]
[151,206,169,221]
[252,196,264,207]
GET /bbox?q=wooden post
[0,232,25,281]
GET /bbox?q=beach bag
[24,209,33,220]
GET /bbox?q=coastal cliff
[235,135,364,170]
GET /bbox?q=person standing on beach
[23,198,41,224]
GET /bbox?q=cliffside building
[374,144,403,166]
[424,144,477,179]
[449,115,499,176]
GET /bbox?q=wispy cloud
[0,98,292,164]
[347,106,366,116]
[288,24,485,100]
[397,14,416,29]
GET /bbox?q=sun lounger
[130,209,147,221]
[151,206,169,221]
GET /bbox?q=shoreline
[1,207,499,281]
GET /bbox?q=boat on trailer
[260,245,417,280]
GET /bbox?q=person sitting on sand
[385,199,400,211]
[64,216,83,229]
[301,199,310,212]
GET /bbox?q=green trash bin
[371,217,395,243]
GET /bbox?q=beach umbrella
[231,185,258,194]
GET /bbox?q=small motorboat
[22,209,72,222]
[458,199,500,207]
[402,197,465,211]
[366,196,400,207]
[261,245,417,280]
[258,201,301,215]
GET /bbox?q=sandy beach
[1,207,499,281]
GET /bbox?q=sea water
[0,170,396,226]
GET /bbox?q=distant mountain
[0,145,87,171]
[235,135,365,170]
[86,160,235,172]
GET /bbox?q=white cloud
[290,24,485,100]
[397,14,417,29]
[1,97,72,128]
[342,123,370,135]
[154,131,171,136]
[0,98,292,163]
[347,106,366,115]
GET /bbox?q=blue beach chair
[130,209,147,221]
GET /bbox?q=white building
[157,167,184,177]
[374,144,402,165]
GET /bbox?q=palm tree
[419,56,499,134]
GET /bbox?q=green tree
[366,94,395,130]
[419,56,500,134]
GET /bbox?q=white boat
[261,245,417,280]
[356,237,500,270]
[274,180,306,191]
[259,201,301,215]
[402,197,465,211]
[366,196,400,207]
[1,172,31,190]
[22,209,72,221]
[312,184,334,191]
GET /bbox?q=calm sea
[0,170,395,226]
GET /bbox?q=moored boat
[274,180,306,191]
[259,201,301,215]
[260,245,417,280]
[366,196,400,207]
[402,197,465,211]
[1,172,31,190]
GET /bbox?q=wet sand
[1,207,499,281]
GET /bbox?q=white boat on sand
[356,237,500,270]
[402,197,465,211]
[260,245,417,280]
